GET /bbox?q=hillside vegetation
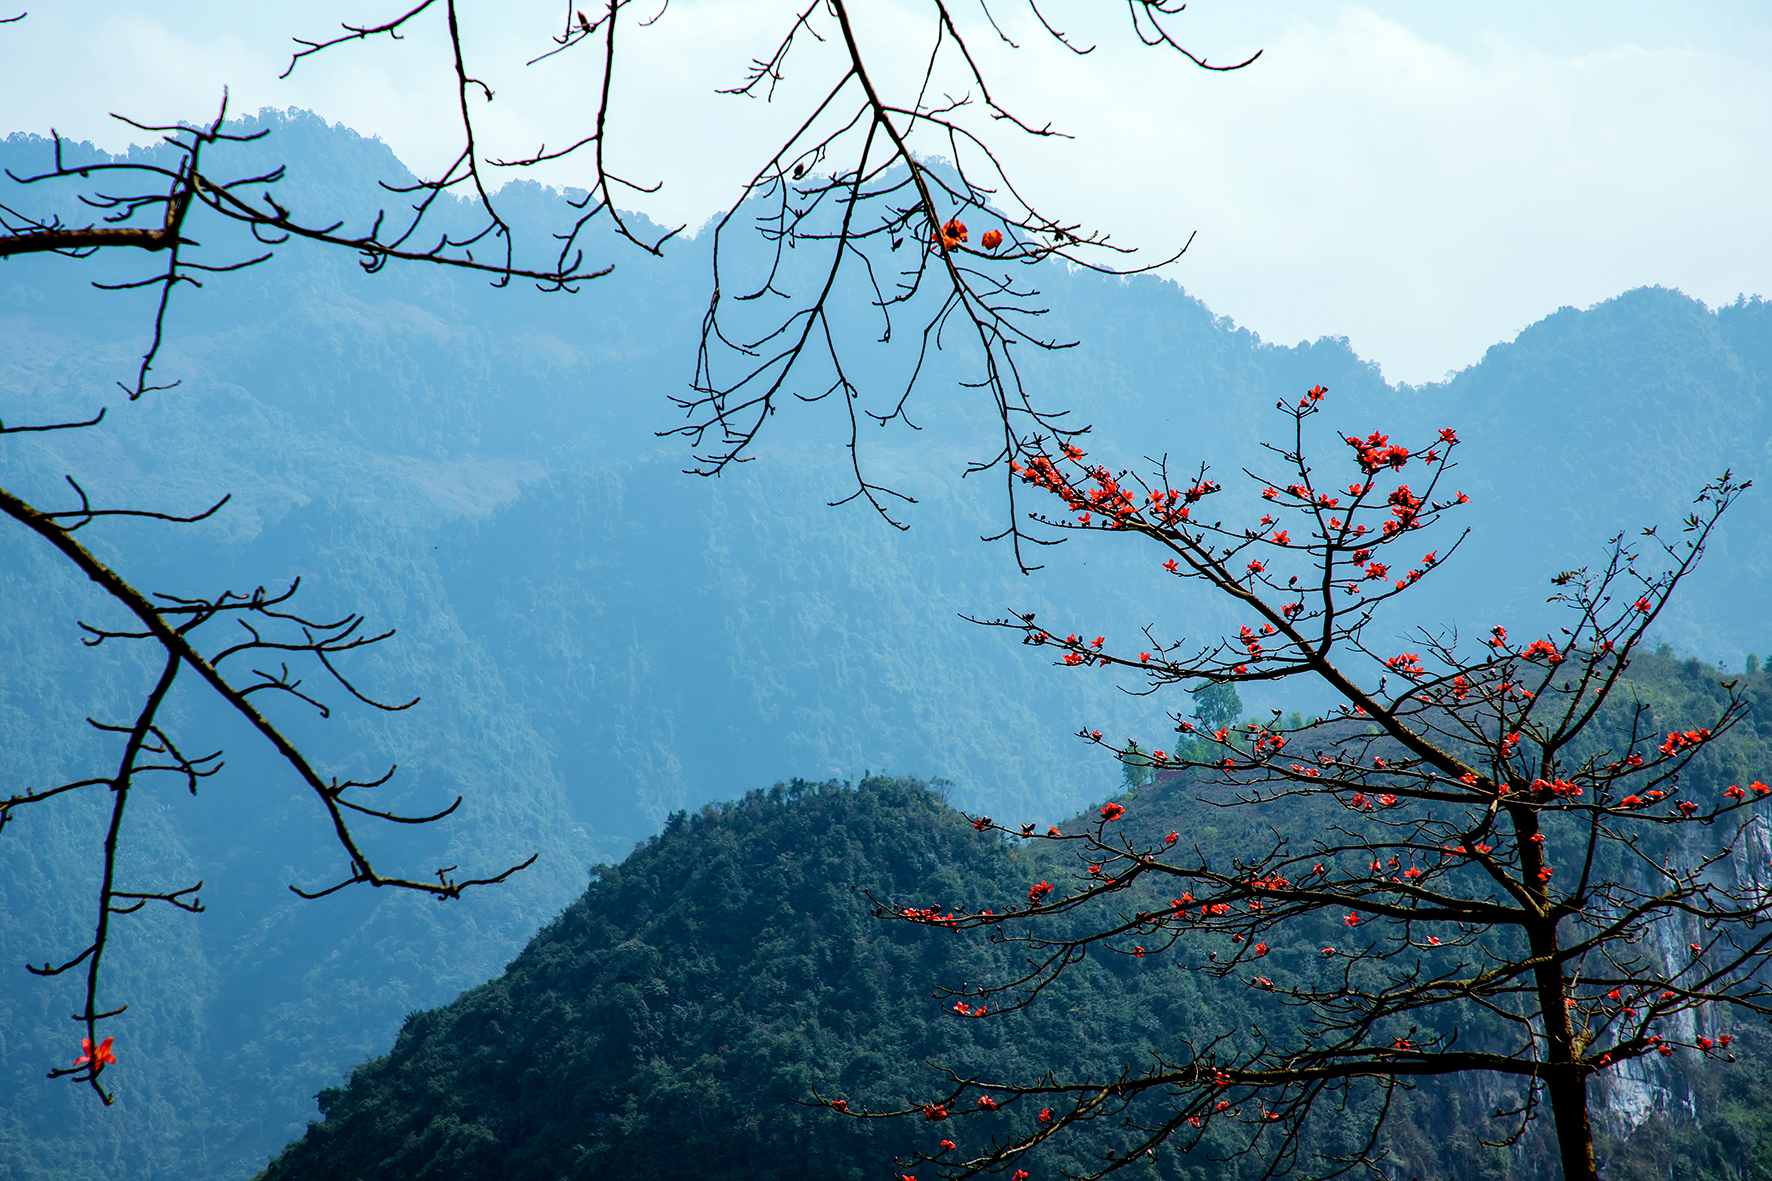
[260,650,1772,1181]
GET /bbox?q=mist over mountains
[2,109,1769,1180]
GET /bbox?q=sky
[3,0,1769,384]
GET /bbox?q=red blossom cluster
[1238,625,1268,662]
[1385,652,1425,678]
[1383,485,1424,535]
[1659,729,1713,756]
[1010,448,1158,530]
[1249,728,1286,753]
[1522,639,1565,664]
[1347,431,1412,475]
[933,218,968,251]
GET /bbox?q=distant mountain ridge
[1,110,1769,1180]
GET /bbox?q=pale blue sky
[3,1,1768,382]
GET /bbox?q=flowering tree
[848,388,1766,1181]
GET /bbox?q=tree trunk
[1515,803,1598,1181]
[1545,1064,1598,1181]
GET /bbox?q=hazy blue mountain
[1,109,1769,1180]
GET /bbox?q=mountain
[256,650,1772,1181]
[1,109,1770,1180]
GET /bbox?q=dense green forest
[2,111,1772,1179]
[255,650,1772,1181]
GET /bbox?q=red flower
[1013,1172,1030,1181]
[939,1139,956,1152]
[923,1103,949,1122]
[73,1037,116,1069]
[1028,880,1054,903]
[981,229,1003,250]
[1038,1107,1054,1124]
[1163,559,1180,573]
[1165,831,1178,846]
[1344,912,1359,926]
[978,1095,998,1111]
[830,1098,849,1112]
[1254,942,1268,956]
[1100,802,1126,822]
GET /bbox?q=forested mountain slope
[258,651,1772,1181]
[1,110,1769,1180]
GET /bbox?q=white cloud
[2,1,1768,382]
